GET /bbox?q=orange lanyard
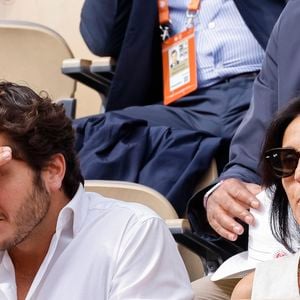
[158,0,201,40]
[188,0,201,12]
[158,0,170,25]
[158,0,201,25]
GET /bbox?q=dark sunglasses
[265,147,300,178]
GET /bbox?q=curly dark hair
[0,81,83,199]
[260,97,300,252]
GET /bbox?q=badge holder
[159,0,200,105]
[162,28,197,105]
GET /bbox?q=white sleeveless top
[252,251,300,299]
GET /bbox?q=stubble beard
[0,174,51,250]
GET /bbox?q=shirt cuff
[203,180,224,209]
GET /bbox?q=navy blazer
[80,0,285,111]
[188,0,298,239]
[221,0,300,184]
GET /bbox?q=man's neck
[8,233,54,300]
[8,192,70,300]
[8,217,57,300]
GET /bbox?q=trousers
[74,73,256,215]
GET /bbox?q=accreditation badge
[162,27,197,105]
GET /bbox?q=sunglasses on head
[265,147,300,178]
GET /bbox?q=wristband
[203,180,224,208]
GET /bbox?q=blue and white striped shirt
[169,0,265,87]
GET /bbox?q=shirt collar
[55,184,88,237]
[0,184,88,265]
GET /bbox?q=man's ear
[43,153,66,192]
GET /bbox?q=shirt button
[208,22,216,29]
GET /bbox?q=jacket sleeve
[219,16,281,184]
[80,0,133,57]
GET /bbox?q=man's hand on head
[0,146,12,166]
[206,178,261,241]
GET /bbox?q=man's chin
[0,234,26,251]
[0,240,15,251]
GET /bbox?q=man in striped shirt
[78,0,285,223]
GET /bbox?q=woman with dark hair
[231,98,300,299]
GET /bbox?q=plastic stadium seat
[0,20,76,118]
[84,179,205,281]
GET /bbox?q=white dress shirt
[0,185,194,300]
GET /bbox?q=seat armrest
[62,58,110,96]
[90,57,116,81]
[56,98,76,119]
[167,218,245,275]
[166,218,191,234]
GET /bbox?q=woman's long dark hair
[260,98,300,252]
